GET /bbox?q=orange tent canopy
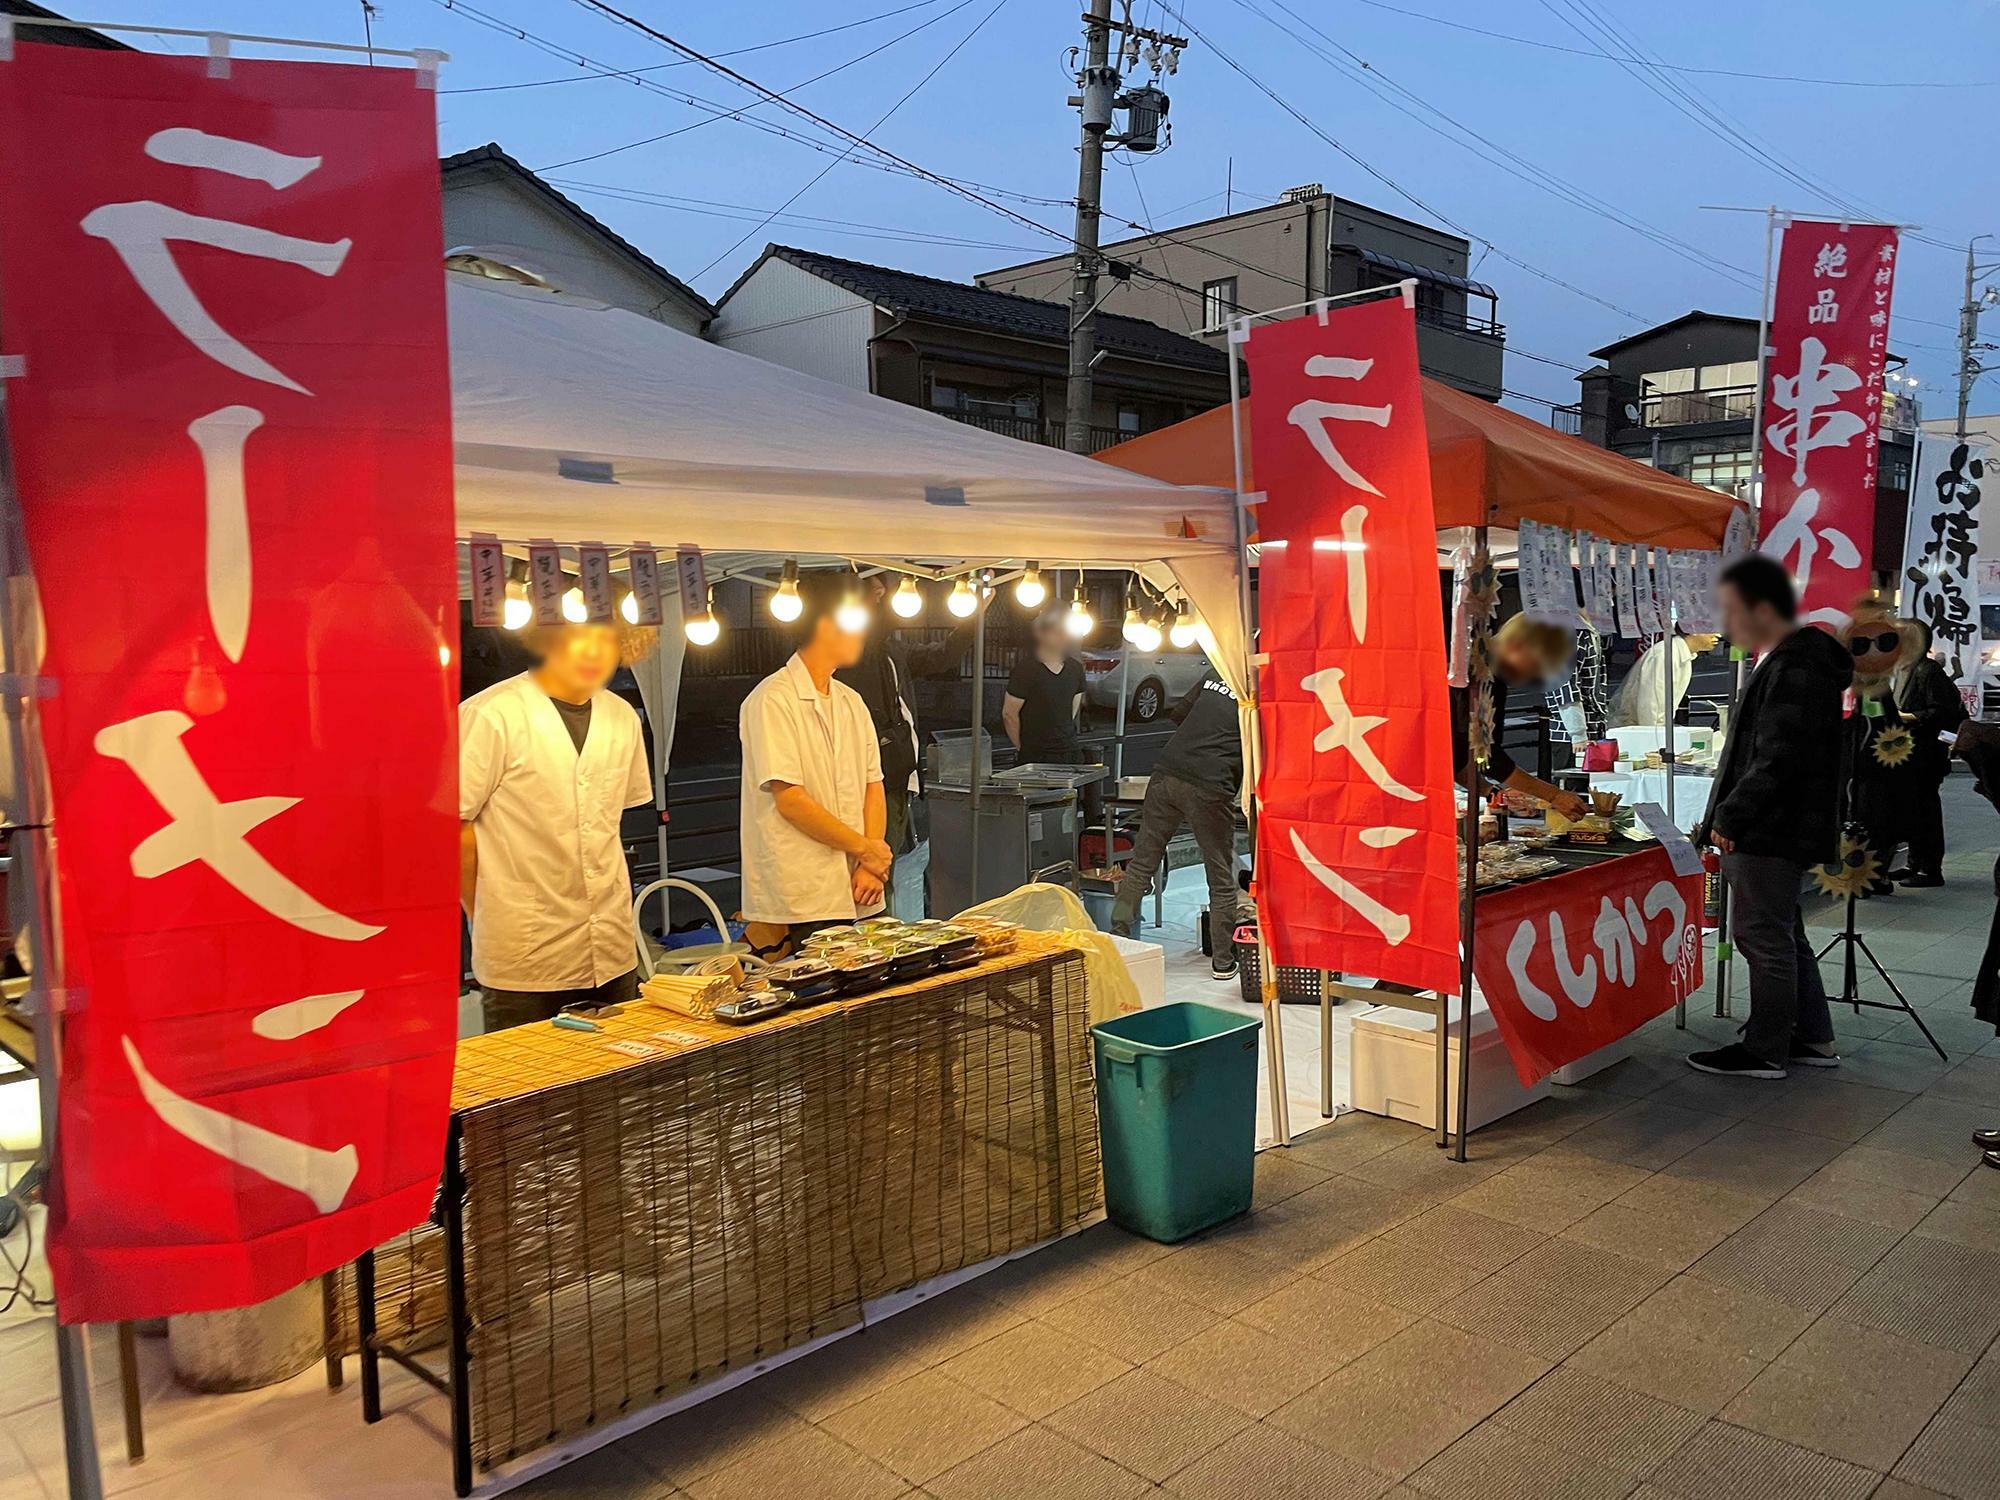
[1095,378,1740,550]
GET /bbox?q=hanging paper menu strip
[627,542,664,627]
[1590,536,1617,636]
[468,532,506,629]
[674,546,708,620]
[1613,544,1640,638]
[1634,546,1663,635]
[578,541,614,623]
[528,538,565,626]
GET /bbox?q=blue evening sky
[102,0,2000,417]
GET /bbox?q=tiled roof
[737,245,1226,372]
[440,144,714,321]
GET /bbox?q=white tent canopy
[447,272,1246,684]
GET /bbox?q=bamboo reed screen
[344,940,1100,1473]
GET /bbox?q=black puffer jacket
[1697,626,1854,865]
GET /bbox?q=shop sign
[1473,847,1704,1087]
[627,543,664,627]
[469,533,507,627]
[1903,436,1986,713]
[1246,294,1459,996]
[578,541,614,622]
[1760,221,1900,627]
[0,45,459,1321]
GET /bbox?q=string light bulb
[1014,561,1046,609]
[1064,587,1094,638]
[770,559,803,623]
[620,590,640,625]
[561,587,588,624]
[947,576,978,618]
[684,592,721,647]
[891,576,923,618]
[835,577,870,634]
[501,588,531,631]
[1168,601,1198,649]
[1122,602,1162,652]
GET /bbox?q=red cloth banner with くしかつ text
[1247,295,1460,997]
[1759,221,1899,628]
[0,45,459,1321]
[1472,848,1704,1087]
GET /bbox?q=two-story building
[976,186,1505,401]
[1576,310,1919,571]
[710,244,1228,451]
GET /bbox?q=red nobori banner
[1760,220,1899,627]
[1473,848,1703,1087]
[1248,296,1459,995]
[0,46,459,1321]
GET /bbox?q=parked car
[1082,644,1212,723]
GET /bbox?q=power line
[1340,0,1999,90]
[553,180,1046,253]
[1150,0,1649,322]
[439,0,953,93]
[690,0,1011,278]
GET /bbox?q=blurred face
[1718,582,1780,651]
[1495,634,1543,685]
[537,623,620,698]
[1035,616,1068,656]
[809,610,867,669]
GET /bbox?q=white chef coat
[459,671,653,990]
[739,653,885,924]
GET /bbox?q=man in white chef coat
[739,576,890,956]
[460,621,655,1030]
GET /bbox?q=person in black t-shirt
[1003,612,1086,763]
[1110,670,1244,979]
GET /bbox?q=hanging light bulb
[684,593,721,646]
[835,576,870,635]
[1064,586,1094,638]
[561,586,588,624]
[1014,561,1047,610]
[770,559,803,623]
[620,589,640,625]
[947,576,978,618]
[1168,600,1198,649]
[501,590,532,631]
[891,576,923,618]
[1134,612,1164,652]
[1121,603,1148,647]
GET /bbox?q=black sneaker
[1899,871,1944,888]
[1687,1043,1786,1079]
[1788,1039,1840,1069]
[1210,954,1239,982]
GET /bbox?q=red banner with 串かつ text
[1473,848,1704,1087]
[1247,296,1459,996]
[0,45,459,1321]
[1760,220,1899,628]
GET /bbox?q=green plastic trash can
[1091,1002,1261,1243]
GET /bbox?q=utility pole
[1957,235,1998,442]
[1064,2,1182,454]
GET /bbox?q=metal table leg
[441,1121,474,1499]
[116,1322,143,1464]
[321,1274,343,1390]
[354,1249,381,1425]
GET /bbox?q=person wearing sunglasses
[1891,619,1969,888]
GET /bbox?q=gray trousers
[1110,771,1238,945]
[1724,852,1833,1062]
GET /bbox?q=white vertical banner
[1903,435,1986,708]
[578,541,614,622]
[1613,543,1640,638]
[1577,534,1604,633]
[627,542,664,627]
[1723,504,1756,562]
[1515,518,1546,619]
[1590,536,1618,636]
[673,544,708,619]
[1681,552,1723,633]
[527,537,564,627]
[468,532,506,628]
[1634,546,1663,634]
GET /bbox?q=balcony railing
[1639,385,1754,427]
[1414,302,1505,340]
[1546,403,1583,436]
[937,409,1132,452]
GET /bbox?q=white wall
[710,258,873,390]
[442,174,706,335]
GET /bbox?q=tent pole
[1716,207,1778,1020]
[1667,584,1685,1026]
[0,432,105,1499]
[1452,525,1487,1162]
[969,585,987,907]
[1225,320,1291,1146]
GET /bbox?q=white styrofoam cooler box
[1349,996,1549,1134]
[1106,933,1166,1012]
[1549,1032,1636,1085]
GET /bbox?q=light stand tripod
[1815,818,1948,1060]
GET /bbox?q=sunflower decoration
[1814,832,1880,899]
[1464,544,1500,626]
[1872,723,1915,769]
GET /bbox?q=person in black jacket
[1690,554,1853,1079]
[1109,670,1244,979]
[1949,720,2000,1170]
[1894,620,1969,887]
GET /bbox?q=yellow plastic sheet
[953,882,1141,1026]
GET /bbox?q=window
[1687,448,1755,492]
[1640,362,1755,427]
[1201,277,1238,330]
[1117,406,1141,434]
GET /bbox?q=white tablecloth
[1588,770,1714,833]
